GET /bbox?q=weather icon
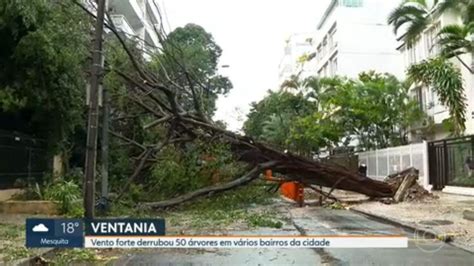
[32,223,49,233]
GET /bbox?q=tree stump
[393,168,418,202]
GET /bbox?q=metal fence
[428,135,474,189]
[0,130,49,188]
[357,142,428,187]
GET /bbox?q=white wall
[358,142,430,189]
[314,0,404,79]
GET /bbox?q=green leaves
[438,23,474,59]
[407,57,467,135]
[388,0,474,51]
[244,72,420,153]
[44,180,82,215]
[152,23,231,117]
[0,0,90,151]
[243,90,315,148]
[387,0,432,47]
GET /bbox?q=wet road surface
[113,208,474,265]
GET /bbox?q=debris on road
[384,167,436,203]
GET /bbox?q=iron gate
[0,130,49,188]
[428,135,474,190]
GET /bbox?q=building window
[414,87,424,110]
[328,29,337,50]
[425,23,441,56]
[409,46,417,64]
[322,37,328,58]
[330,55,338,76]
[341,0,363,7]
[322,63,329,77]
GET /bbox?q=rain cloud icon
[32,223,49,233]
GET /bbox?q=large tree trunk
[226,137,394,198]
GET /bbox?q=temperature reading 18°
[61,222,80,234]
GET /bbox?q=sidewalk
[351,192,474,252]
[0,189,54,264]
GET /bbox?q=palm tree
[387,0,436,47]
[388,0,473,56]
[407,57,467,135]
[388,0,473,135]
[280,75,304,91]
[436,0,474,24]
[438,23,474,73]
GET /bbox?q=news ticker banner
[26,218,408,249]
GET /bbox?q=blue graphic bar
[26,219,84,248]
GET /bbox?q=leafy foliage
[438,23,474,59]
[244,72,422,153]
[388,0,473,49]
[0,0,90,151]
[407,57,467,135]
[387,0,434,47]
[44,180,82,216]
[387,0,472,136]
[243,90,315,147]
[247,212,283,228]
[163,184,276,230]
[147,141,244,200]
[151,23,233,117]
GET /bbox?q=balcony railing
[110,14,136,36]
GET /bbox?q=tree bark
[393,168,418,202]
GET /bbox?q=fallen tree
[77,1,399,208]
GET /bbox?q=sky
[160,0,331,131]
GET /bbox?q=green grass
[1,246,30,262]
[0,223,23,239]
[42,249,100,265]
[247,212,283,229]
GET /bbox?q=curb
[14,248,56,266]
[349,207,474,254]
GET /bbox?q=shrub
[44,180,82,215]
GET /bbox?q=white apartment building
[108,0,161,55]
[314,0,404,79]
[278,33,317,86]
[398,11,474,141]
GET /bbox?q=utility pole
[99,88,109,211]
[84,0,106,219]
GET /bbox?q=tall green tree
[244,72,422,153]
[0,0,90,151]
[151,23,232,118]
[243,91,314,147]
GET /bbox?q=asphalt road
[290,208,474,266]
[114,208,473,266]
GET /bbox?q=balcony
[110,0,145,29]
[110,15,136,36]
